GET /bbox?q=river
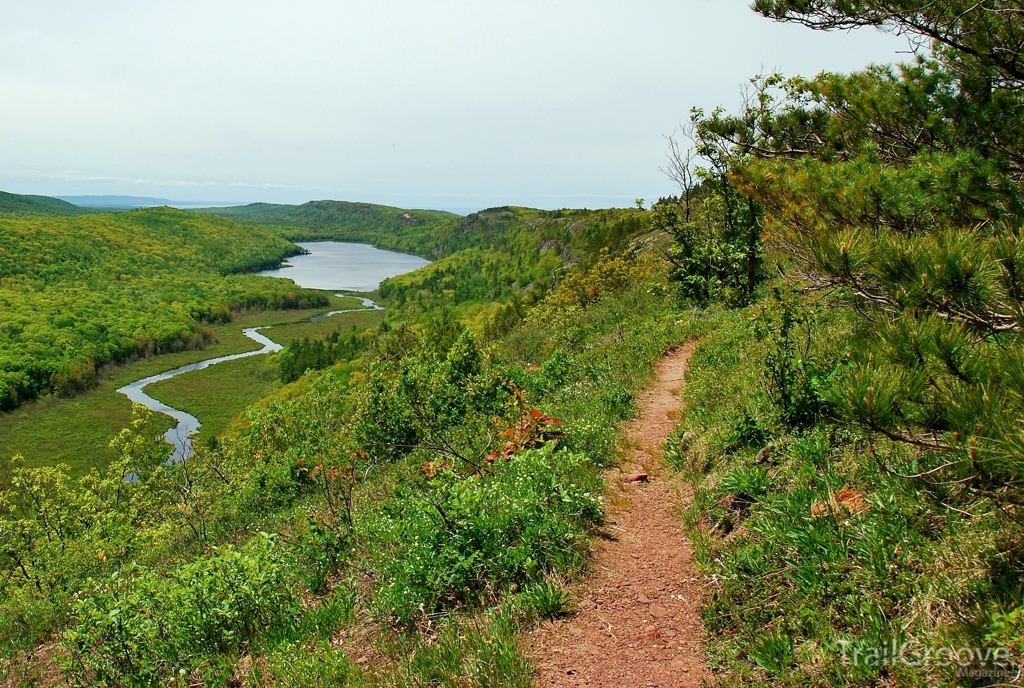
[117,242,426,462]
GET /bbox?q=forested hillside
[0,207,322,411]
[0,190,94,217]
[199,200,459,256]
[377,206,653,327]
[0,201,674,686]
[207,201,654,328]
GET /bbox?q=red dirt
[525,344,706,687]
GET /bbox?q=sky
[0,1,909,212]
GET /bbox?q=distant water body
[116,241,426,465]
[260,241,430,291]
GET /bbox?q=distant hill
[195,201,650,270]
[0,190,94,217]
[0,206,313,412]
[196,200,464,259]
[58,195,233,209]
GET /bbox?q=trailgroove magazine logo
[838,640,1019,680]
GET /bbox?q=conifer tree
[701,1,1024,499]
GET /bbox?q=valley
[4,3,1024,678]
[0,294,381,474]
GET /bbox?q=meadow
[0,295,369,475]
[148,303,384,444]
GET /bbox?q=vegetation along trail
[117,296,383,460]
[527,343,705,687]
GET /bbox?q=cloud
[0,0,907,209]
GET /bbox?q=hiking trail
[526,344,706,687]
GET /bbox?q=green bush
[63,533,299,687]
[360,446,601,627]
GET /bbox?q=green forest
[0,191,95,218]
[200,201,460,256]
[0,207,324,411]
[221,202,651,329]
[3,1,1024,686]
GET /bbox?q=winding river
[117,327,285,462]
[117,242,426,461]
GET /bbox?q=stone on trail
[649,604,669,618]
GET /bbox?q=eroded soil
[526,344,706,687]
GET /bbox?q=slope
[377,206,656,326]
[196,200,460,257]
[0,190,94,218]
[0,207,320,411]
[197,202,659,330]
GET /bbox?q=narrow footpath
[526,344,706,687]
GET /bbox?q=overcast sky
[0,1,907,212]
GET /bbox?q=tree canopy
[0,207,322,410]
[755,0,1024,88]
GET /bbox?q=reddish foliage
[486,408,564,463]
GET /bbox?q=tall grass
[669,290,1024,685]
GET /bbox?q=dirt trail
[526,344,706,687]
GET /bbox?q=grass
[267,307,384,344]
[0,294,369,475]
[666,290,1024,686]
[148,306,383,443]
[146,355,282,443]
[0,387,177,477]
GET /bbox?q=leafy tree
[654,113,766,307]
[278,326,368,383]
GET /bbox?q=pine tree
[701,1,1024,499]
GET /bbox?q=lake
[260,241,430,291]
[117,241,426,464]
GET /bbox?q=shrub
[753,289,838,430]
[63,533,299,687]
[360,446,601,627]
[527,250,658,324]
